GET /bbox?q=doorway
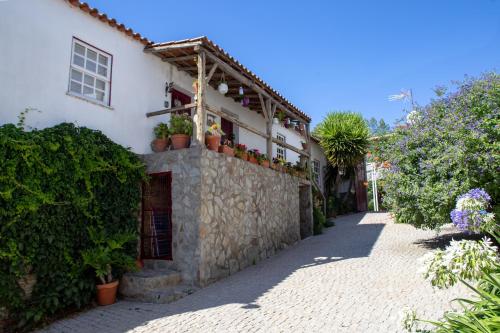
[141,172,173,260]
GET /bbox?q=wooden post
[195,49,206,145]
[266,100,274,158]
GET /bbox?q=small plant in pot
[234,143,248,160]
[276,110,286,125]
[218,137,234,156]
[301,140,309,150]
[81,227,137,306]
[151,123,169,152]
[247,149,260,164]
[170,114,193,150]
[258,153,270,168]
[205,123,224,151]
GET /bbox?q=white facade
[0,0,312,163]
[310,140,328,193]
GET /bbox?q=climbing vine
[0,122,145,330]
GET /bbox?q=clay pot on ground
[151,138,169,152]
[218,145,234,157]
[96,280,119,306]
[171,134,190,150]
[261,160,270,168]
[205,135,221,151]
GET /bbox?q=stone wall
[198,149,301,286]
[141,148,303,287]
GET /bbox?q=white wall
[0,0,307,157]
[310,140,328,192]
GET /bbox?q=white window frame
[276,133,286,160]
[312,159,321,184]
[68,38,112,106]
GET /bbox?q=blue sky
[87,0,500,128]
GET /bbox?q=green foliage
[81,227,137,285]
[313,206,326,235]
[0,122,145,330]
[315,112,369,168]
[169,114,193,136]
[153,123,169,139]
[376,73,500,230]
[366,117,391,137]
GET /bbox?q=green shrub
[169,114,193,136]
[0,123,145,330]
[313,206,326,235]
[376,73,500,230]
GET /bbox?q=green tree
[315,112,370,215]
[366,117,391,136]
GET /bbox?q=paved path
[42,213,468,333]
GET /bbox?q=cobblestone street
[42,213,468,333]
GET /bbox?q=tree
[366,117,391,137]
[375,73,500,230]
[315,112,370,215]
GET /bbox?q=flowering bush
[450,188,496,233]
[420,238,498,289]
[206,123,225,137]
[374,73,500,230]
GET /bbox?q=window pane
[73,54,84,67]
[96,91,105,101]
[97,65,107,77]
[84,74,94,86]
[95,79,105,91]
[85,60,96,72]
[98,54,108,65]
[83,85,94,96]
[70,81,82,94]
[87,49,97,61]
[71,69,82,82]
[74,43,85,56]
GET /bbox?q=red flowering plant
[234,143,247,158]
[247,149,260,158]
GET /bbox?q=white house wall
[0,0,309,161]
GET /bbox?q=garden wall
[142,148,303,287]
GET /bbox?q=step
[119,269,182,298]
[124,284,198,304]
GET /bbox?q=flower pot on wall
[205,135,221,151]
[96,280,119,306]
[261,160,270,168]
[218,145,234,157]
[248,155,258,164]
[171,134,190,150]
[151,138,169,152]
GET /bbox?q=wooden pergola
[144,36,312,159]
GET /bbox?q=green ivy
[0,123,145,330]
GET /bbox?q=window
[68,38,112,105]
[276,133,286,160]
[312,159,321,184]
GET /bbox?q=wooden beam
[202,47,309,123]
[146,103,196,118]
[162,54,195,62]
[205,63,218,83]
[205,104,269,139]
[272,138,309,157]
[195,51,206,144]
[258,94,268,121]
[145,41,202,53]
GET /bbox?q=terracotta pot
[301,142,309,150]
[135,259,144,269]
[218,145,234,157]
[171,134,190,150]
[96,280,119,306]
[205,135,221,151]
[248,156,258,164]
[236,152,248,160]
[151,138,168,152]
[261,160,270,168]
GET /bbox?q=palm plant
[314,112,369,215]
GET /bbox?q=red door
[141,172,173,260]
[171,89,192,115]
[221,117,234,144]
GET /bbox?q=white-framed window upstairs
[276,133,286,160]
[68,38,112,106]
[312,159,321,185]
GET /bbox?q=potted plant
[247,149,259,164]
[258,153,270,168]
[81,227,137,306]
[234,143,248,160]
[218,138,234,156]
[205,123,224,151]
[301,141,309,150]
[284,117,291,128]
[276,111,286,125]
[170,114,193,150]
[151,123,169,152]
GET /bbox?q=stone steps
[120,268,195,303]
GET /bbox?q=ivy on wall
[0,123,145,330]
